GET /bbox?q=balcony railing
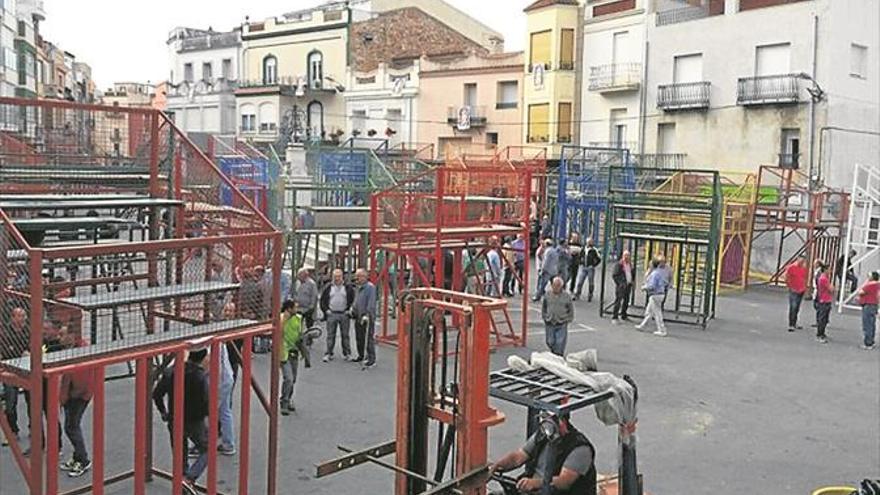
[588,63,641,93]
[656,0,724,26]
[634,153,688,169]
[778,153,801,169]
[658,81,711,111]
[737,74,801,105]
[447,106,488,129]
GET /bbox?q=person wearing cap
[490,412,596,495]
[857,271,880,350]
[352,269,378,368]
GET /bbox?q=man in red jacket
[58,327,95,477]
[814,262,835,345]
[784,256,809,331]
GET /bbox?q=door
[780,128,800,168]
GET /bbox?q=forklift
[315,289,643,495]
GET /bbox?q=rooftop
[524,0,580,12]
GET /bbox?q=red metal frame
[0,97,282,495]
[746,165,851,289]
[370,164,532,350]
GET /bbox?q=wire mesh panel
[0,211,33,373]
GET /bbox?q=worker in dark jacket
[319,269,355,362]
[58,328,96,478]
[152,349,211,495]
[1,306,29,444]
[490,411,597,495]
[611,250,634,323]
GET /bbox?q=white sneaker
[611,319,619,325]
[634,325,644,331]
[653,330,668,337]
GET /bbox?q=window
[609,108,628,147]
[780,128,800,168]
[184,63,194,83]
[657,123,676,154]
[558,102,572,143]
[262,55,277,84]
[560,29,575,70]
[259,103,277,132]
[529,30,551,69]
[240,104,256,132]
[222,58,233,79]
[496,81,518,109]
[755,43,791,76]
[202,62,212,82]
[612,31,629,65]
[851,43,868,78]
[308,51,323,89]
[463,83,477,108]
[17,20,25,37]
[673,53,703,84]
[487,132,499,145]
[527,103,549,143]
[307,101,324,139]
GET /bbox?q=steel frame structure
[370,166,532,349]
[0,97,283,495]
[600,167,722,329]
[554,146,634,243]
[838,164,880,311]
[745,165,850,289]
[315,289,505,495]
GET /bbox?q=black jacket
[524,425,597,495]
[612,262,633,287]
[319,283,355,314]
[584,247,601,268]
[152,361,210,423]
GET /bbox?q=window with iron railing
[657,81,711,110]
[560,29,575,71]
[737,74,800,105]
[527,103,549,143]
[588,63,641,91]
[558,102,572,143]
[530,30,551,69]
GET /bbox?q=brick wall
[739,0,808,11]
[352,8,488,72]
[592,0,636,18]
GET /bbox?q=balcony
[447,106,487,129]
[588,63,641,93]
[634,153,688,169]
[737,74,801,105]
[236,77,335,96]
[739,0,809,12]
[655,1,724,26]
[657,82,711,111]
[778,153,800,169]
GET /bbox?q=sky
[39,0,532,89]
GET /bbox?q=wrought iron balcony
[658,82,711,111]
[634,153,687,170]
[655,0,724,26]
[588,63,641,93]
[447,106,487,129]
[737,74,801,106]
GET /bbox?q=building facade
[166,27,240,135]
[418,51,524,157]
[236,4,349,148]
[0,0,19,98]
[344,6,489,147]
[522,0,581,158]
[13,0,42,98]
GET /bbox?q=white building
[580,0,649,155]
[0,0,18,97]
[578,0,880,187]
[166,27,241,136]
[346,62,420,146]
[12,0,42,98]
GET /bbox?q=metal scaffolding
[370,165,532,349]
[0,97,283,495]
[554,146,634,243]
[838,164,880,311]
[746,165,850,289]
[600,167,722,328]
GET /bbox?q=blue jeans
[544,323,568,356]
[788,290,804,328]
[575,266,595,299]
[535,271,555,300]
[218,378,235,449]
[184,419,208,482]
[862,304,877,346]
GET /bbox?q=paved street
[1,286,877,494]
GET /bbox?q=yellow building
[236,4,349,147]
[522,0,581,158]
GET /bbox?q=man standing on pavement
[542,277,574,356]
[857,271,880,350]
[1,306,28,446]
[567,233,583,292]
[294,268,318,329]
[557,239,572,286]
[575,238,601,302]
[611,251,634,324]
[784,256,809,332]
[319,269,354,362]
[58,327,96,477]
[352,269,378,368]
[279,300,310,414]
[534,240,559,301]
[486,237,503,297]
[511,233,526,294]
[814,262,835,344]
[636,258,669,337]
